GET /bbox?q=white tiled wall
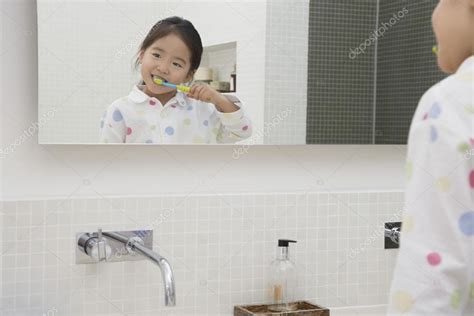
[1,191,402,315]
[264,0,309,144]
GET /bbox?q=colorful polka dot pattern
[458,142,470,154]
[459,212,474,236]
[392,291,413,313]
[427,252,442,266]
[451,289,461,309]
[406,161,413,181]
[430,126,438,142]
[193,135,205,143]
[402,214,413,233]
[165,126,174,136]
[429,102,441,118]
[464,105,474,114]
[113,110,123,122]
[435,176,451,192]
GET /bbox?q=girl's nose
[156,63,169,75]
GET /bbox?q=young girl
[388,0,473,315]
[100,16,252,144]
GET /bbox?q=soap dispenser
[268,239,297,312]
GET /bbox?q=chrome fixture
[76,229,176,306]
[76,228,112,262]
[385,226,401,245]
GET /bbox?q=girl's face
[139,33,194,97]
[432,0,474,73]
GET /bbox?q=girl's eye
[152,53,181,68]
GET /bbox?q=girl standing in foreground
[388,0,473,315]
[100,16,252,144]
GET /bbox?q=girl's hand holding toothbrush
[187,83,220,104]
[187,83,239,113]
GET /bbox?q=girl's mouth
[152,75,168,85]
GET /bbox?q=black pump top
[278,239,297,247]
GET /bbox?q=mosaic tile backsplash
[1,191,403,315]
[306,0,445,144]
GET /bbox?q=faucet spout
[102,231,176,306]
[130,241,176,306]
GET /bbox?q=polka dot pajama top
[388,56,474,315]
[99,85,252,144]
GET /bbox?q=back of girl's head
[135,16,203,76]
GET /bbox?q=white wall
[1,0,406,201]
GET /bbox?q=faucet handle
[77,229,112,262]
[96,228,109,262]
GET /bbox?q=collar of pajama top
[456,55,473,76]
[413,55,473,124]
[128,84,188,107]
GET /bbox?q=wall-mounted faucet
[384,222,401,249]
[76,229,176,306]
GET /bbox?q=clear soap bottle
[268,239,297,312]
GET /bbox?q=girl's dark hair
[135,16,203,81]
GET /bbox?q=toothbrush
[153,78,190,93]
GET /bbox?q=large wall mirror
[37,0,445,145]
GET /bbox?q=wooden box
[234,301,330,316]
